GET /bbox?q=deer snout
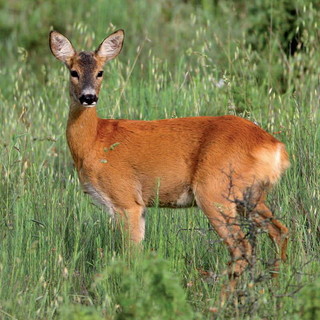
[79,93,98,106]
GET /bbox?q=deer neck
[66,101,99,168]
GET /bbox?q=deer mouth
[82,101,97,106]
[79,94,98,106]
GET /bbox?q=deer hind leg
[195,190,252,291]
[251,201,288,276]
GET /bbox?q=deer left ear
[95,29,124,63]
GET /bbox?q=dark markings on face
[75,52,98,89]
[78,51,97,68]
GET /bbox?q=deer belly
[145,184,195,208]
[82,182,115,217]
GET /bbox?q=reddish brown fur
[50,30,290,290]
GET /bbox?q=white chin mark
[81,102,96,107]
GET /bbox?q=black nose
[79,94,98,105]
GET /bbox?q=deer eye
[70,70,79,78]
[97,71,104,78]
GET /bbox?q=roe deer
[49,29,289,289]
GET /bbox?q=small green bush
[293,279,320,320]
[58,305,103,320]
[94,254,194,320]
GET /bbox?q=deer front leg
[115,205,146,243]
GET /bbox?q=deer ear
[95,29,124,63]
[49,31,76,65]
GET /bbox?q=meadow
[0,0,320,319]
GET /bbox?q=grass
[1,0,320,319]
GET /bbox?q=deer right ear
[49,31,75,65]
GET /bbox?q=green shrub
[93,254,194,320]
[58,305,104,320]
[293,279,320,320]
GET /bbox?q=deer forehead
[71,51,103,71]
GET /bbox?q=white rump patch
[253,143,288,185]
[274,144,282,172]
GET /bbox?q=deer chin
[81,101,97,107]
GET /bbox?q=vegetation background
[0,0,320,319]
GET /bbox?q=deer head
[49,29,124,106]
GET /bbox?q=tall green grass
[1,0,320,319]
